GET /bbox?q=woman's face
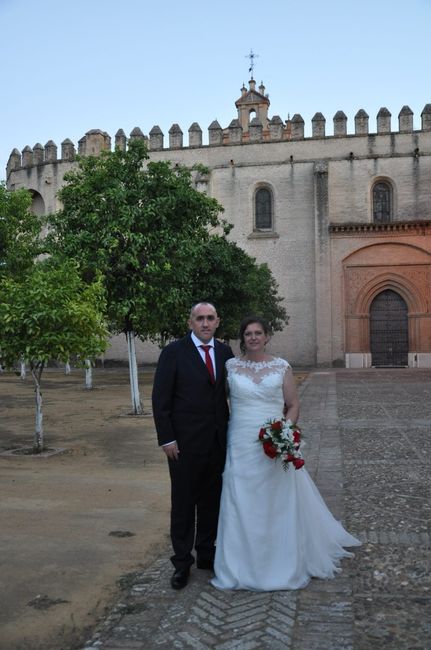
[243,322,268,353]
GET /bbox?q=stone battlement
[6,78,431,178]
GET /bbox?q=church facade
[6,80,431,367]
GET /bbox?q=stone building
[6,80,431,367]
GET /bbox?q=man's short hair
[189,301,217,318]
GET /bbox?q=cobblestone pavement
[82,369,431,650]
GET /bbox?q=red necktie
[200,345,215,384]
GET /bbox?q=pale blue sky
[1,0,431,182]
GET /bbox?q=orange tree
[0,260,108,452]
[47,140,227,413]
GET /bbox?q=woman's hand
[283,368,300,424]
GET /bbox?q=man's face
[189,303,220,344]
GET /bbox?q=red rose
[293,458,305,470]
[286,453,295,462]
[271,420,283,431]
[259,428,266,439]
[263,441,278,459]
[293,431,300,444]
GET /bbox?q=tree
[165,235,288,342]
[48,140,228,413]
[0,261,108,452]
[0,183,46,378]
[0,183,43,280]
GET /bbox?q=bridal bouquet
[258,418,304,471]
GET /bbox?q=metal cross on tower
[245,49,259,79]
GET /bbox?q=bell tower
[235,79,270,133]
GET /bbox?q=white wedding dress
[211,357,360,591]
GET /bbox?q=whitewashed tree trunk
[126,331,143,414]
[31,361,44,452]
[20,358,26,379]
[85,359,93,389]
[65,361,71,374]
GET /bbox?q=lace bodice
[226,357,290,434]
[226,356,290,384]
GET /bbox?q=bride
[211,316,360,591]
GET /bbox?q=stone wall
[6,87,431,367]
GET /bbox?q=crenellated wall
[7,96,431,179]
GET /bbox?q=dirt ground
[0,366,170,650]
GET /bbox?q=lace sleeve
[226,357,235,371]
[281,358,291,373]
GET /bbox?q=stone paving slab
[82,369,431,650]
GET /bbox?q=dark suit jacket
[152,333,234,454]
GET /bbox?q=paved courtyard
[82,368,431,650]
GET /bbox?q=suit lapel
[214,340,225,386]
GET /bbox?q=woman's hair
[239,315,272,353]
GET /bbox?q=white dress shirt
[190,331,216,379]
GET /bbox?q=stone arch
[29,190,48,238]
[29,189,45,216]
[354,271,426,316]
[343,242,431,366]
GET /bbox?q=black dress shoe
[171,568,189,590]
[196,558,214,570]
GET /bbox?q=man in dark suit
[152,302,234,589]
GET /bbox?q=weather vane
[245,49,259,79]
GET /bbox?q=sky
[1,0,431,182]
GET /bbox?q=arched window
[255,187,273,230]
[372,181,392,223]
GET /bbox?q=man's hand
[163,441,179,461]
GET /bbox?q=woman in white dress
[211,316,360,592]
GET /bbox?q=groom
[152,302,234,589]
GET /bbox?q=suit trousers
[168,438,225,570]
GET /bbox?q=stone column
[249,117,263,142]
[228,119,243,144]
[149,126,164,150]
[291,114,305,140]
[115,129,127,151]
[312,112,326,138]
[377,107,391,134]
[421,104,431,131]
[33,143,44,164]
[398,106,413,133]
[22,145,33,167]
[61,138,76,160]
[188,122,202,148]
[268,115,284,140]
[78,136,86,155]
[208,120,223,146]
[354,109,369,135]
[169,124,183,149]
[44,140,57,162]
[313,160,332,365]
[129,127,146,142]
[7,149,22,175]
[333,111,347,136]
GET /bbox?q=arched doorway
[370,289,408,366]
